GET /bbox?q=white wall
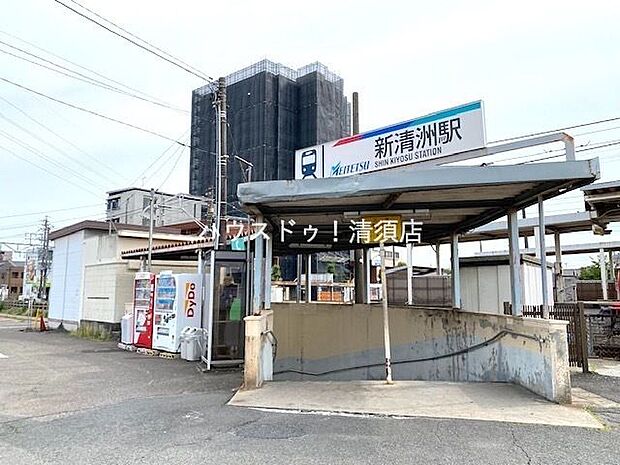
[461,261,554,313]
[461,264,511,313]
[523,262,554,306]
[48,231,85,328]
[81,234,197,324]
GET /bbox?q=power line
[0,107,112,188]
[0,144,102,197]
[130,130,189,186]
[490,115,620,144]
[0,94,126,182]
[515,140,620,165]
[52,0,213,82]
[0,28,183,107]
[0,40,188,113]
[64,0,213,81]
[157,145,187,190]
[0,203,101,220]
[0,75,191,147]
[0,127,102,188]
[0,124,108,191]
[148,143,186,187]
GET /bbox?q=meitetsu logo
[330,161,370,177]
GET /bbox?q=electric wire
[0,40,188,114]
[0,127,105,190]
[52,0,213,82]
[130,130,190,186]
[0,94,126,182]
[274,330,541,377]
[489,115,620,145]
[0,75,194,148]
[0,28,185,107]
[0,144,102,197]
[157,145,187,190]
[0,203,101,220]
[0,122,109,191]
[64,0,213,81]
[0,108,112,188]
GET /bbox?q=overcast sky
[1,0,619,268]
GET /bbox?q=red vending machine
[133,271,155,348]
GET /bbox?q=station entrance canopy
[238,159,600,254]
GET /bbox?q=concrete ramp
[229,380,603,429]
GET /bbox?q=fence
[0,300,48,312]
[586,310,620,360]
[504,302,589,372]
[387,273,452,307]
[577,281,618,301]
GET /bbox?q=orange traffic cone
[39,313,47,332]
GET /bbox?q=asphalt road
[1,316,619,465]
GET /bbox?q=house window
[10,287,17,293]
[107,197,120,210]
[0,273,5,280]
[20,272,24,278]
[11,272,19,278]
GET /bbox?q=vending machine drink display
[133,271,155,348]
[153,272,202,353]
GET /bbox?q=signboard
[22,254,39,298]
[295,101,486,179]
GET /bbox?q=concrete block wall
[271,303,571,403]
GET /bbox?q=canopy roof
[238,159,600,253]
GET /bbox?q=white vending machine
[153,272,202,353]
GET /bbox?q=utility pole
[352,91,366,304]
[217,77,228,249]
[147,188,155,270]
[37,216,51,300]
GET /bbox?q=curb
[0,312,40,321]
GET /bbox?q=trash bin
[180,327,203,362]
[120,313,134,345]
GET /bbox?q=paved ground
[230,380,603,428]
[2,315,620,465]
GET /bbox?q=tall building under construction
[189,59,351,207]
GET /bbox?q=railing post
[578,302,589,373]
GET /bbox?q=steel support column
[252,215,264,314]
[296,254,302,303]
[538,196,549,317]
[600,248,608,301]
[264,236,272,310]
[450,233,461,309]
[406,243,413,305]
[554,230,564,303]
[366,248,372,303]
[508,209,523,316]
[305,254,311,303]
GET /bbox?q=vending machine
[133,271,155,348]
[153,272,202,353]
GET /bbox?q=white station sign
[295,101,486,179]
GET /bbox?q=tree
[579,259,611,280]
[271,264,282,281]
[326,262,336,275]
